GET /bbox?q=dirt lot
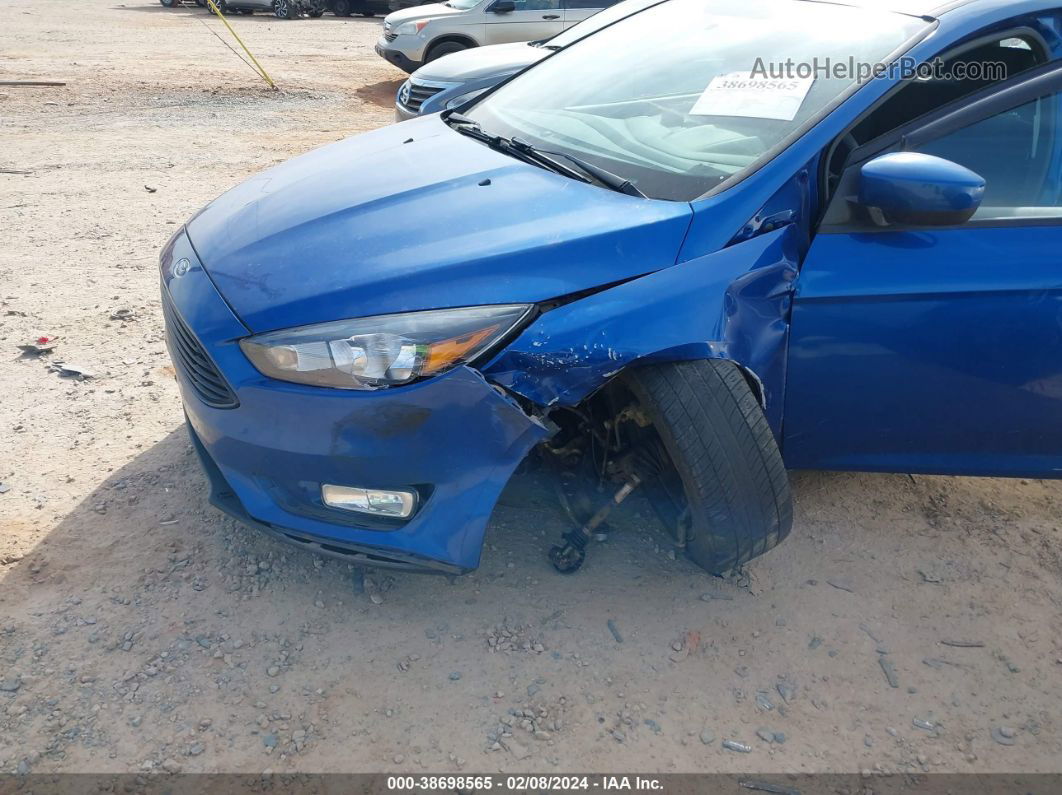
[2,0,1062,778]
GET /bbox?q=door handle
[542,14,559,18]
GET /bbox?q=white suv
[376,0,617,73]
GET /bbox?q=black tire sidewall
[624,359,791,574]
[624,370,724,570]
[426,41,468,62]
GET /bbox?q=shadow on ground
[355,78,405,109]
[3,424,1061,772]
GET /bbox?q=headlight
[444,87,490,110]
[240,305,531,390]
[396,20,428,35]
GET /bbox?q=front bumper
[394,77,464,121]
[375,36,423,74]
[395,95,418,122]
[162,231,549,572]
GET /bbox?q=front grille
[384,32,398,42]
[163,293,239,409]
[401,81,445,112]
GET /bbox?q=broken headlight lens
[239,305,531,390]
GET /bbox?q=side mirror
[490,0,515,11]
[859,152,986,227]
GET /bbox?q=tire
[274,0,294,16]
[426,40,470,62]
[332,0,352,13]
[625,359,792,575]
[160,0,178,7]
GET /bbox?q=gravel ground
[2,0,1062,776]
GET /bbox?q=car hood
[186,115,693,334]
[413,41,544,81]
[384,2,462,26]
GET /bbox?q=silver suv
[394,0,663,119]
[376,0,617,73]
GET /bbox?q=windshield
[546,0,665,49]
[468,0,928,201]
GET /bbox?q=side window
[915,92,1062,220]
[562,0,613,7]
[515,0,560,9]
[852,35,1048,144]
[825,33,1050,197]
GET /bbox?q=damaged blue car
[163,0,1062,576]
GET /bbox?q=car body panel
[413,40,540,80]
[186,115,693,334]
[376,0,615,72]
[377,2,478,69]
[561,3,600,27]
[385,1,464,25]
[168,0,1062,574]
[484,225,801,434]
[163,232,550,572]
[482,7,563,45]
[785,231,1062,479]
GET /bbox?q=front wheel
[625,359,793,574]
[426,40,470,62]
[274,0,294,17]
[160,0,179,7]
[332,0,352,13]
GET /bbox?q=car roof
[797,0,988,20]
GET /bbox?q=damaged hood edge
[186,115,694,334]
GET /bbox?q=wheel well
[733,363,766,409]
[425,36,477,57]
[621,356,767,411]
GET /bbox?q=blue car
[164,0,1062,576]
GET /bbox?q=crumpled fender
[483,225,801,434]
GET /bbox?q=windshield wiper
[443,113,645,197]
[509,138,646,198]
[444,113,592,183]
[443,111,479,127]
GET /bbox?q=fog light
[321,484,417,519]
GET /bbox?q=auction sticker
[690,71,815,121]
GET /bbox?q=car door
[483,0,563,44]
[783,64,1062,478]
[561,0,613,29]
